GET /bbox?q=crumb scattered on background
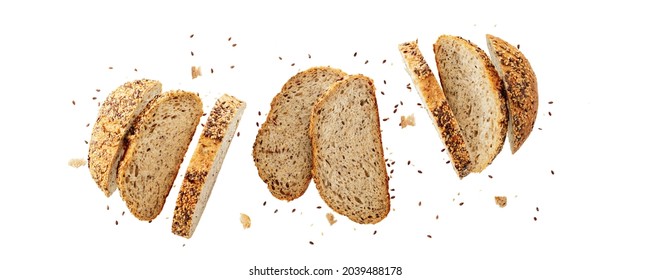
[191,66,201,79]
[399,114,415,128]
[68,158,87,168]
[495,196,507,208]
[326,213,337,225]
[240,213,251,229]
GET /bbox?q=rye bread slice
[117,90,202,221]
[310,74,390,224]
[172,94,246,238]
[434,35,508,173]
[88,79,162,197]
[399,41,472,178]
[253,66,347,201]
[486,34,538,154]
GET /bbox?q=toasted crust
[310,75,390,224]
[117,90,202,221]
[88,79,162,197]
[172,94,246,238]
[398,41,471,178]
[486,34,538,154]
[434,35,508,173]
[253,67,347,201]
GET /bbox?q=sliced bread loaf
[486,34,538,154]
[399,41,472,178]
[172,94,246,238]
[310,74,390,224]
[434,35,508,173]
[253,66,347,201]
[117,90,203,221]
[89,79,162,197]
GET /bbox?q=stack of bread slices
[88,80,245,238]
[254,67,391,224]
[399,34,538,178]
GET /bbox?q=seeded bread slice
[399,41,472,178]
[310,74,390,224]
[117,90,203,221]
[172,94,246,238]
[253,66,347,201]
[486,34,538,154]
[88,79,162,197]
[434,35,508,173]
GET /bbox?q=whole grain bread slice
[310,74,390,224]
[399,41,472,178]
[117,90,203,221]
[434,35,508,173]
[88,79,162,197]
[486,34,538,154]
[253,66,347,201]
[172,94,246,238]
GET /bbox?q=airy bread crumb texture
[310,74,390,224]
[253,66,347,201]
[434,35,507,173]
[117,90,203,221]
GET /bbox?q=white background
[1,0,649,279]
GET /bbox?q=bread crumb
[399,114,415,128]
[240,213,251,229]
[68,158,87,168]
[495,196,507,208]
[191,66,202,79]
[326,213,337,225]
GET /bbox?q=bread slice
[172,94,246,238]
[117,90,203,221]
[88,79,162,197]
[310,74,390,224]
[399,41,472,178]
[253,66,347,201]
[434,35,508,173]
[486,34,538,154]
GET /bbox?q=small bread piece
[172,94,246,238]
[89,79,162,197]
[486,34,538,154]
[310,75,390,224]
[240,213,251,229]
[434,35,508,173]
[117,90,202,221]
[253,67,347,201]
[399,41,471,178]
